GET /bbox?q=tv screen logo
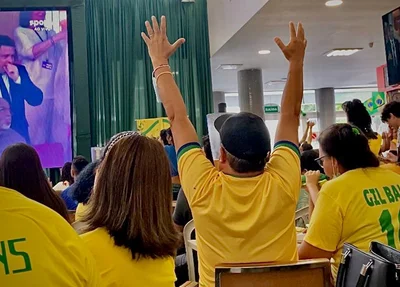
[29,20,51,31]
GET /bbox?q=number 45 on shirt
[379,209,400,249]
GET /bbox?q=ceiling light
[325,48,363,57]
[217,64,243,70]
[258,50,271,55]
[325,0,343,7]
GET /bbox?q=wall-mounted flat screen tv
[383,7,400,86]
[0,10,72,167]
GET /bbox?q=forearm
[306,127,313,144]
[275,62,304,143]
[32,39,54,59]
[281,62,303,118]
[300,126,309,144]
[153,61,198,148]
[306,183,319,204]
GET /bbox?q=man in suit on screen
[0,35,43,143]
[386,24,400,85]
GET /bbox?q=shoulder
[14,27,31,36]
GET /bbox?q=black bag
[336,242,400,287]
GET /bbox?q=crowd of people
[1,16,400,287]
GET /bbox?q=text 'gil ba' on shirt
[0,186,100,286]
[178,141,301,287]
[305,167,400,280]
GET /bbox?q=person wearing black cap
[142,16,307,287]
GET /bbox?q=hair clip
[352,127,361,135]
[105,131,138,156]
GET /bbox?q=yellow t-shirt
[305,168,400,280]
[178,142,301,287]
[369,134,382,156]
[81,228,176,287]
[75,203,89,221]
[380,163,400,175]
[0,187,100,286]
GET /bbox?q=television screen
[383,7,400,86]
[0,10,71,168]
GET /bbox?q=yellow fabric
[178,143,301,287]
[0,187,100,286]
[305,168,400,280]
[81,228,176,287]
[368,134,382,156]
[380,163,400,175]
[75,203,89,221]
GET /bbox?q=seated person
[0,185,99,285]
[61,156,89,210]
[299,124,400,283]
[159,128,170,146]
[72,160,100,221]
[0,143,69,222]
[53,162,74,194]
[0,98,25,155]
[142,17,307,286]
[80,131,179,287]
[343,99,382,155]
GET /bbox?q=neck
[221,166,263,178]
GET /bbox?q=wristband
[152,71,173,103]
[156,71,173,84]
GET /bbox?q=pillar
[315,88,336,131]
[213,91,226,113]
[238,69,264,119]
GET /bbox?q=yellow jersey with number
[305,168,400,280]
[81,228,176,287]
[178,141,301,287]
[0,187,100,286]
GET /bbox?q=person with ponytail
[299,124,400,283]
[342,99,382,155]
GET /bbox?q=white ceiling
[210,0,399,92]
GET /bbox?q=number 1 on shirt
[379,209,400,249]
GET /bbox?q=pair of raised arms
[142,16,307,150]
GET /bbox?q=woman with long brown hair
[81,131,180,287]
[0,143,69,222]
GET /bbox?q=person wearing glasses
[298,123,400,284]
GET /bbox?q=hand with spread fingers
[275,22,307,64]
[141,16,185,67]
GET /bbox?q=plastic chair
[215,259,331,287]
[183,219,196,282]
[295,206,309,227]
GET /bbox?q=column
[213,91,226,113]
[315,88,336,131]
[238,69,264,119]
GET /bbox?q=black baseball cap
[215,112,271,161]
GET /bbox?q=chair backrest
[295,206,309,227]
[183,219,196,281]
[215,259,331,287]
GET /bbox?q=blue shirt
[61,185,78,210]
[164,145,178,177]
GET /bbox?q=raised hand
[141,16,185,67]
[4,64,19,82]
[275,22,307,64]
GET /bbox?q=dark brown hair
[0,143,70,222]
[84,133,180,259]
[319,124,380,171]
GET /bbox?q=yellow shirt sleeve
[304,183,343,252]
[177,143,218,205]
[267,141,302,201]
